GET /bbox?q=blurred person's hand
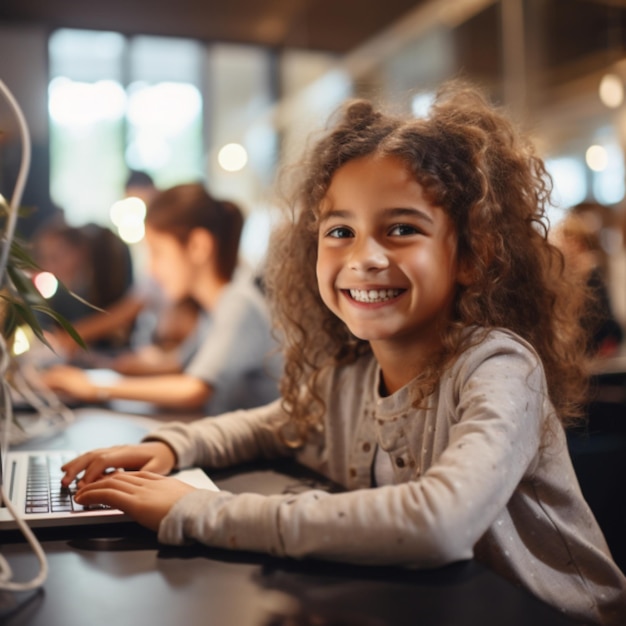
[112,345,182,376]
[41,364,99,402]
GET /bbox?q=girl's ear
[187,227,215,265]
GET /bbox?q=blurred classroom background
[1,0,626,356]
[0,0,624,271]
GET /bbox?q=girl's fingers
[73,472,195,532]
[61,449,110,486]
[80,452,130,485]
[131,471,167,480]
[61,443,176,487]
[76,471,163,495]
[74,487,135,512]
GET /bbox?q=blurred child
[60,83,626,624]
[43,183,281,413]
[32,217,133,350]
[42,170,161,358]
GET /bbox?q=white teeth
[349,288,402,303]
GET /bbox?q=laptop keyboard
[25,453,86,514]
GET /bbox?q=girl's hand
[74,471,195,531]
[61,442,177,488]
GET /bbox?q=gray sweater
[184,278,282,414]
[148,328,626,624]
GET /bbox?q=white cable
[0,364,48,591]
[11,362,75,428]
[0,375,48,590]
[0,79,31,282]
[0,82,48,591]
[0,489,49,591]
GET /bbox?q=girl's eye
[389,224,420,236]
[325,226,354,239]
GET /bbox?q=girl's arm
[144,399,293,469]
[152,348,546,567]
[61,400,291,485]
[70,341,550,569]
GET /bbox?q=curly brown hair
[265,81,588,446]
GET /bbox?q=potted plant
[0,79,86,442]
[0,196,85,351]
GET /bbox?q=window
[48,29,204,228]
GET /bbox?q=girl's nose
[348,237,389,273]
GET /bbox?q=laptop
[0,424,219,531]
[1,340,219,529]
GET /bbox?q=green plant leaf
[10,300,51,348]
[0,195,90,352]
[5,267,48,311]
[0,295,18,337]
[8,238,41,271]
[31,304,86,349]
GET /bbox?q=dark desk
[1,409,579,626]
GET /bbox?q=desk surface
[0,408,578,626]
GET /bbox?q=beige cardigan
[149,329,626,625]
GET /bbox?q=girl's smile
[343,287,405,305]
[316,153,462,376]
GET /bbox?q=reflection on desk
[0,408,579,626]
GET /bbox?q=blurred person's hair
[125,170,155,191]
[145,183,244,282]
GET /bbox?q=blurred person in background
[552,206,623,358]
[43,171,200,366]
[109,296,202,376]
[32,214,134,351]
[607,201,626,347]
[42,183,281,414]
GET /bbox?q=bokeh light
[586,145,608,172]
[33,272,59,299]
[217,143,248,172]
[110,196,147,227]
[599,74,624,109]
[12,327,30,356]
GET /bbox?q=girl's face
[144,226,194,301]
[316,153,461,356]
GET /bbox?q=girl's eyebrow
[319,209,351,223]
[320,207,435,224]
[385,207,435,224]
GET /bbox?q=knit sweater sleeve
[157,339,546,567]
[144,399,292,469]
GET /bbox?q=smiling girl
[60,83,626,624]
